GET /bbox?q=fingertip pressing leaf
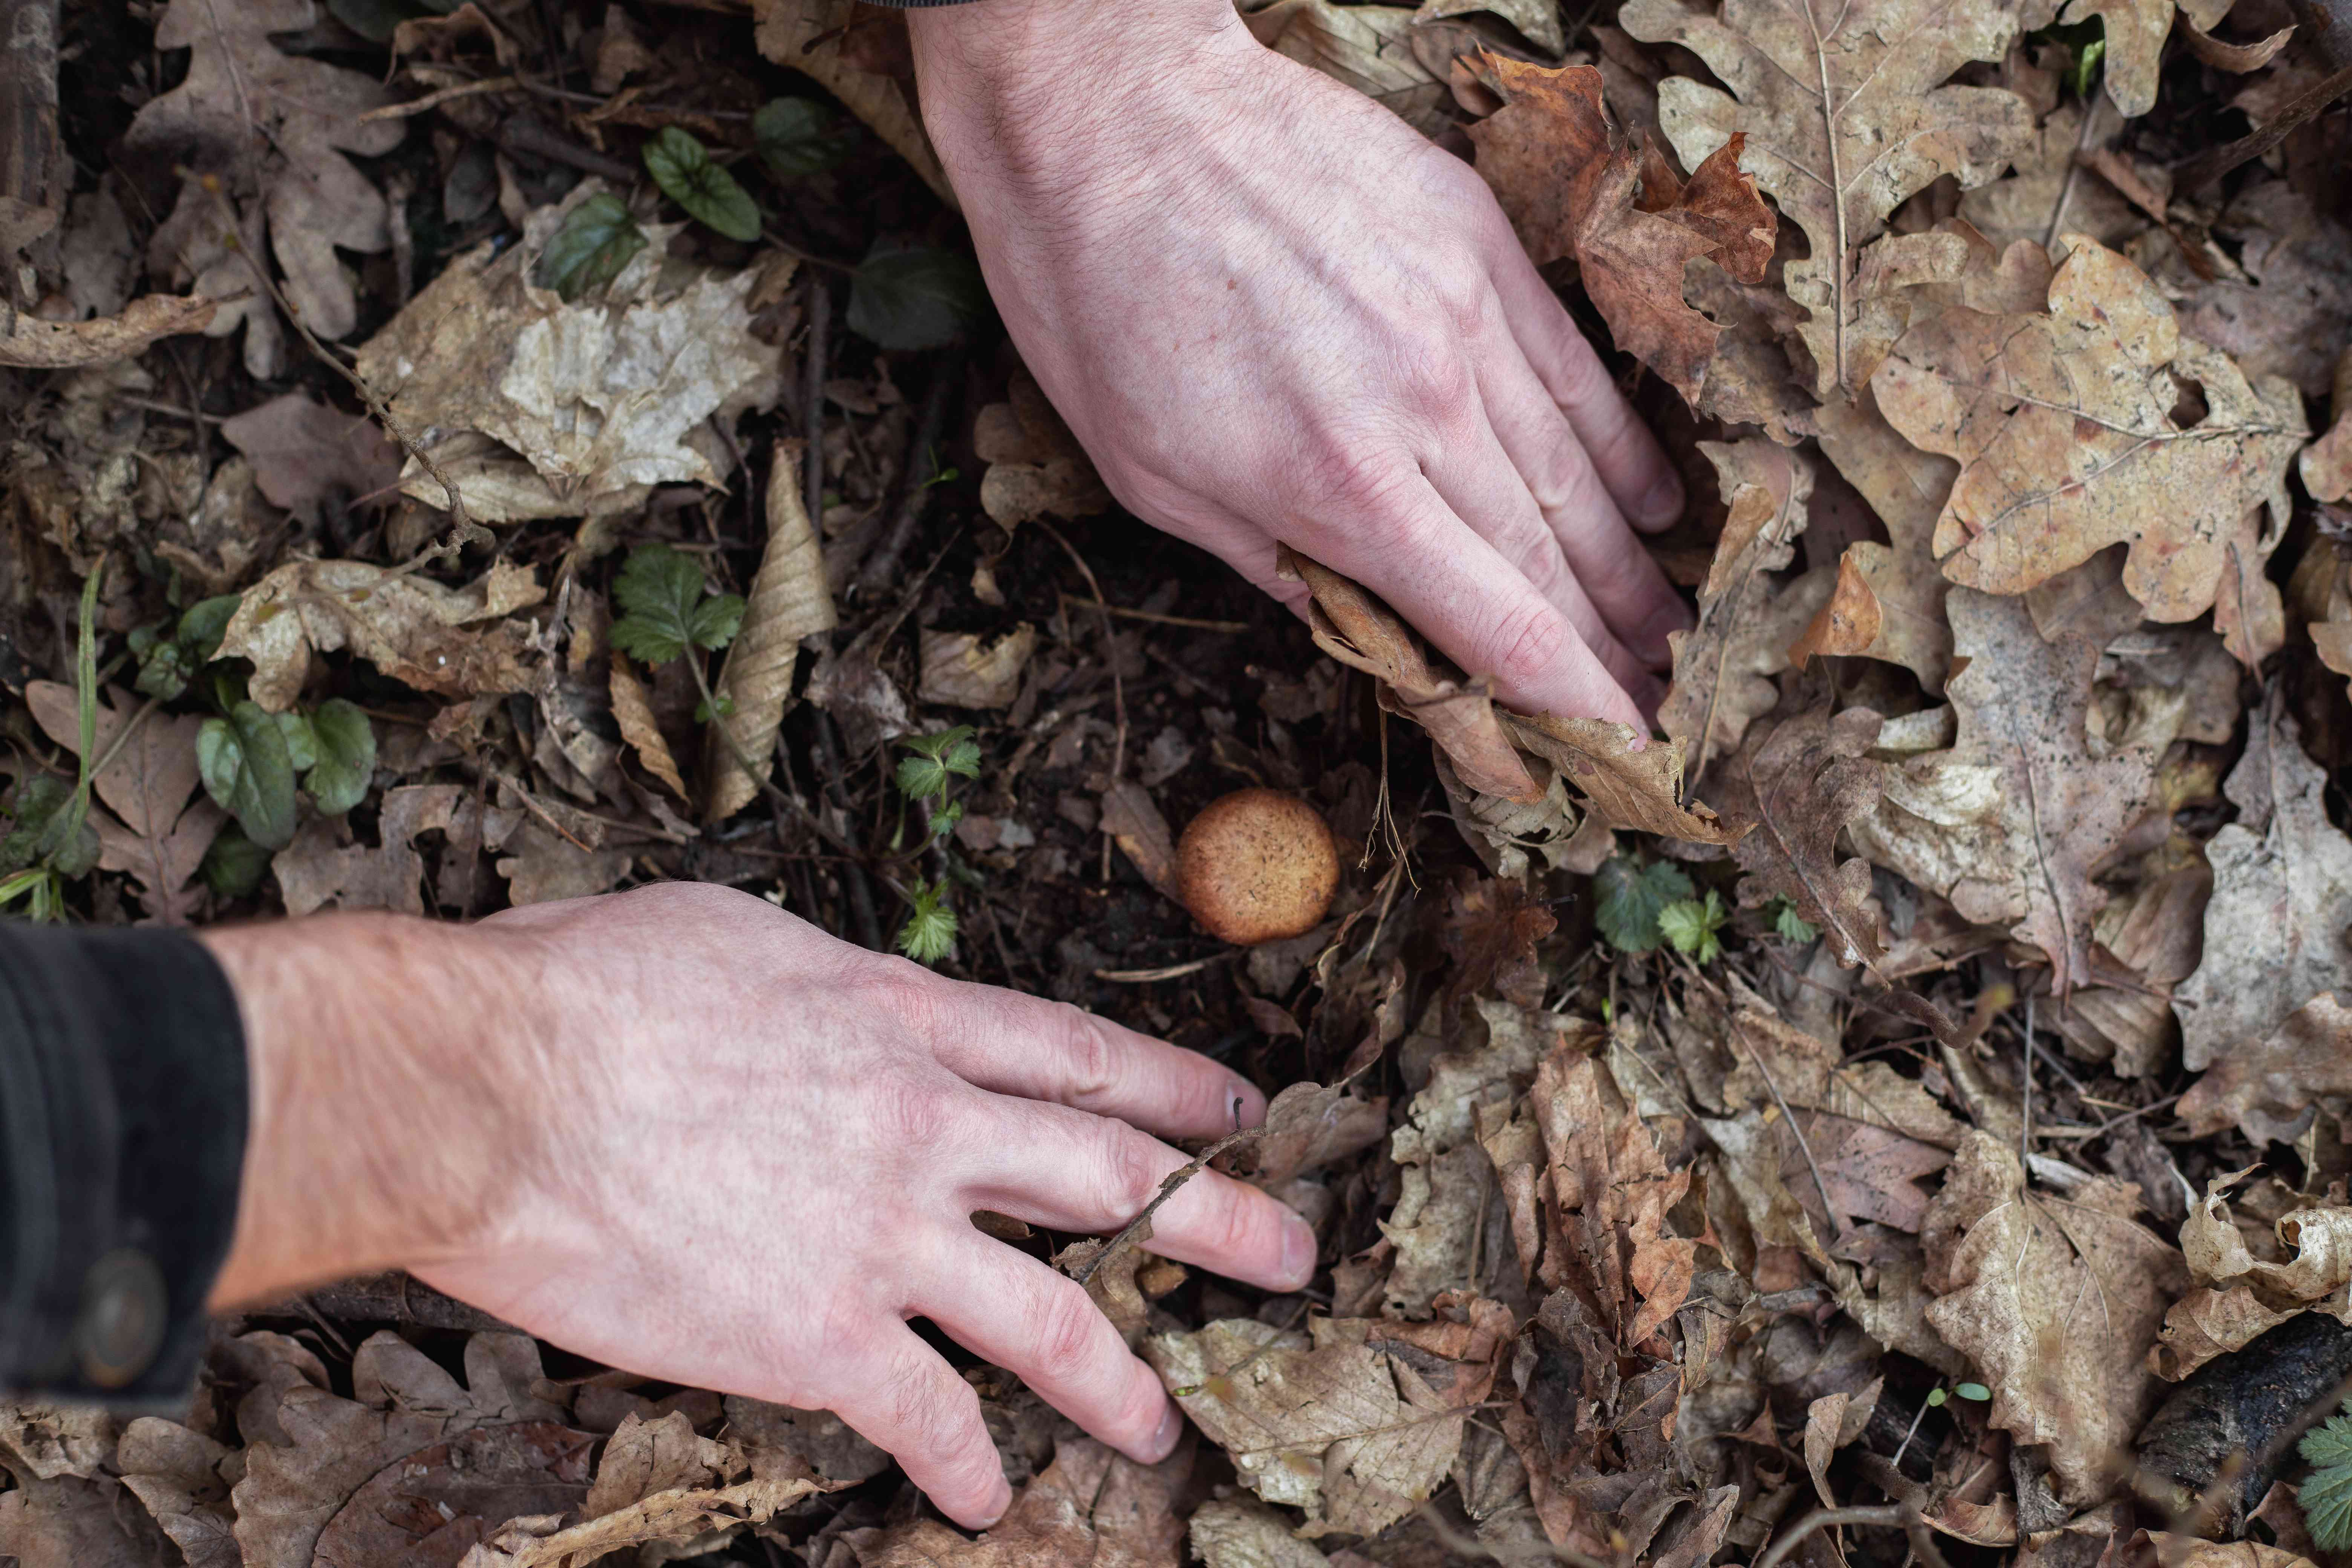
[1594,855,1695,954]
[643,126,762,243]
[536,191,649,301]
[199,702,299,851]
[846,243,988,351]
[305,698,377,816]
[753,96,853,181]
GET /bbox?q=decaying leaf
[1796,387,1957,691]
[0,293,217,368]
[1877,238,2305,623]
[919,624,1038,709]
[1658,439,1829,774]
[1622,0,2035,397]
[1729,706,1889,968]
[2173,712,2352,1074]
[1470,58,1774,408]
[1242,0,1451,134]
[608,655,686,800]
[1501,713,1744,845]
[749,0,956,208]
[2303,348,2352,504]
[1849,590,2158,995]
[704,442,836,821]
[842,1437,1185,1567]
[973,368,1112,534]
[219,392,401,525]
[1189,1496,1333,1568]
[2179,993,2352,1147]
[1922,1133,2187,1506]
[2063,0,2234,118]
[26,681,221,923]
[219,558,544,712]
[2151,1174,2352,1380]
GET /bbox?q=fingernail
[1147,1404,1184,1461]
[1281,1217,1319,1289]
[1639,473,1685,527]
[977,1476,1012,1527]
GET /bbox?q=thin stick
[1072,1122,1262,1289]
[2022,990,2035,1164]
[1758,1506,1909,1568]
[1062,597,1249,634]
[1094,956,1232,983]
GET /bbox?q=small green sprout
[890,727,983,964]
[1766,896,1819,943]
[1657,889,1730,964]
[2301,1398,2352,1548]
[1592,854,1694,954]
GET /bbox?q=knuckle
[1054,1007,1122,1107]
[867,959,947,1051]
[1395,328,1476,411]
[1098,1128,1165,1219]
[1297,439,1418,521]
[1030,1280,1107,1385]
[1487,600,1574,691]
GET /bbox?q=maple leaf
[1469,58,1775,409]
[124,0,402,378]
[1848,590,2158,995]
[1622,0,2036,398]
[1876,237,2305,622]
[1658,438,1831,778]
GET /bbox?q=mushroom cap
[1175,788,1340,946]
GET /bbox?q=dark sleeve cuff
[860,1,982,6]
[0,922,247,1409]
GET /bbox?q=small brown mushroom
[1175,788,1339,946]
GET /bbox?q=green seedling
[609,542,746,727]
[1657,889,1730,964]
[1593,853,1694,955]
[1765,895,1819,943]
[198,697,377,850]
[643,127,762,243]
[2301,1397,2352,1548]
[537,193,648,301]
[891,727,982,964]
[0,572,104,918]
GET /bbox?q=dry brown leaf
[115,1417,238,1568]
[843,1437,1183,1568]
[219,392,401,525]
[1729,706,1889,969]
[2174,182,2352,402]
[2300,346,2352,504]
[919,624,1038,709]
[974,370,1111,535]
[0,1407,112,1482]
[1921,1133,2185,1506]
[1797,387,1957,691]
[0,292,217,368]
[1240,1078,1393,1190]
[2150,1174,2352,1379]
[2127,1533,2321,1568]
[2063,0,2233,116]
[1189,1497,1334,1568]
[1528,1044,1695,1345]
[1100,779,1180,898]
[1500,712,1744,845]
[126,0,401,377]
[354,194,784,523]
[720,1397,890,1484]
[219,558,544,711]
[1146,1315,1475,1537]
[2173,712,2352,1074]
[703,441,836,821]
[1622,0,2035,398]
[497,822,634,907]
[1802,1380,1881,1507]
[1849,590,2158,995]
[2179,994,2352,1146]
[1280,547,1540,802]
[751,0,956,207]
[0,1467,173,1568]
[272,784,515,917]
[1659,439,1830,775]
[27,681,221,923]
[1470,59,1774,408]
[609,654,686,800]
[1878,238,2304,621]
[1242,0,1451,134]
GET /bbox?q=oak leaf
[26,682,221,923]
[1848,589,2158,995]
[1796,387,1957,691]
[1876,237,2305,622]
[841,1438,1184,1568]
[1469,58,1774,408]
[2064,0,2233,117]
[2179,994,2352,1147]
[2302,347,2352,504]
[1527,1044,1694,1345]
[1501,712,1744,844]
[1622,0,2036,398]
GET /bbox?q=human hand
[908,0,1692,727]
[202,884,1311,1528]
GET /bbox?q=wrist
[201,914,553,1305]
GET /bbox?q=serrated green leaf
[942,738,982,779]
[686,591,745,652]
[199,702,299,851]
[927,800,965,838]
[1593,856,1694,954]
[305,699,377,816]
[200,823,273,899]
[847,244,988,351]
[1770,898,1819,943]
[896,880,959,964]
[536,192,649,302]
[609,544,709,666]
[1658,891,1727,964]
[643,126,762,243]
[753,97,853,181]
[2305,1413,2352,1550]
[276,711,320,773]
[897,753,948,802]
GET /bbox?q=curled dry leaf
[704,442,836,821]
[609,654,687,801]
[750,0,956,207]
[1622,0,2034,398]
[2062,0,2234,117]
[842,1437,1185,1567]
[2300,346,2352,505]
[1877,237,2305,623]
[0,293,216,368]
[1242,0,1451,134]
[1795,387,1956,691]
[1468,57,1774,409]
[219,558,544,712]
[273,785,518,918]
[2151,1174,2352,1380]
[2179,994,2352,1147]
[919,624,1038,709]
[1921,1133,2187,1506]
[973,368,1111,534]
[1849,590,2158,996]
[1501,712,1743,844]
[2173,712,2352,1075]
[1189,1496,1334,1568]
[1658,438,1830,774]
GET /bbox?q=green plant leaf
[198,701,299,850]
[1769,897,1819,943]
[610,544,722,665]
[897,753,948,801]
[276,711,320,773]
[1658,891,1728,964]
[1,774,97,879]
[753,97,853,181]
[2305,1413,2352,1550]
[1926,1387,1948,1407]
[926,799,965,838]
[200,824,274,900]
[131,592,243,701]
[896,879,959,964]
[305,699,377,816]
[686,591,746,653]
[847,244,988,351]
[1954,1382,1991,1402]
[536,192,649,301]
[642,126,762,242]
[1593,856,1694,954]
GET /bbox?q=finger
[1488,237,1686,532]
[916,1234,1179,1465]
[957,1095,1317,1292]
[1476,344,1691,668]
[1419,407,1661,703]
[913,971,1266,1142]
[830,1326,1011,1529]
[1313,462,1647,725]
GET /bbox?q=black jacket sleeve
[0,922,247,1408]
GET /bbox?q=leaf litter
[12,0,2352,1563]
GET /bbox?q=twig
[1093,956,1233,983]
[852,355,962,600]
[1034,519,1130,881]
[358,75,519,121]
[1757,1506,1909,1568]
[1062,597,1250,634]
[1071,1122,1262,1289]
[802,273,829,530]
[497,114,635,184]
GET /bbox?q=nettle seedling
[609,543,746,724]
[892,727,981,964]
[2300,1396,2352,1547]
[1594,854,1732,963]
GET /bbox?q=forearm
[199,913,552,1308]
